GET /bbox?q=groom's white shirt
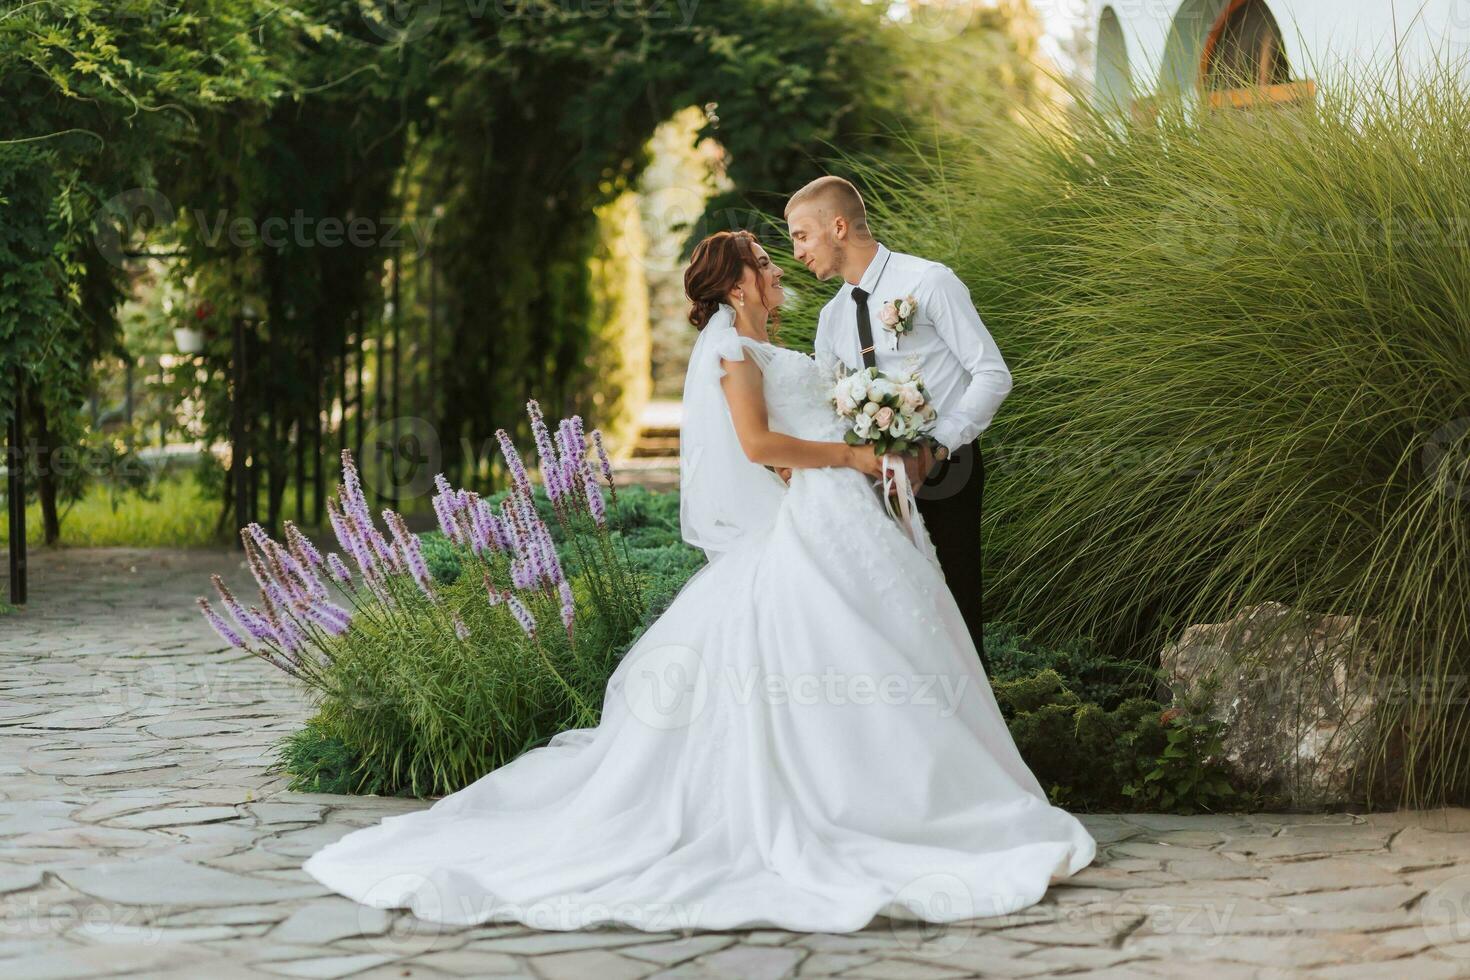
[813,242,1012,454]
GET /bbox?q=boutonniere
[877,295,918,349]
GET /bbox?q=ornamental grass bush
[778,58,1470,806]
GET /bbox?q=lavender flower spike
[582,461,606,528]
[385,509,435,600]
[495,428,534,499]
[197,598,247,650]
[326,553,353,585]
[284,521,324,569]
[507,594,537,639]
[558,579,575,637]
[452,613,471,641]
[592,429,614,484]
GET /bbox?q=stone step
[631,437,680,458]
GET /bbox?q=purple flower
[386,510,435,600]
[340,450,374,531]
[326,553,353,585]
[495,429,533,500]
[452,613,470,641]
[327,499,373,576]
[509,558,534,591]
[486,510,509,552]
[466,497,491,555]
[284,521,324,569]
[507,594,537,639]
[592,429,614,485]
[302,600,352,637]
[524,498,565,586]
[212,574,271,642]
[453,488,476,545]
[238,605,278,644]
[528,400,563,502]
[260,586,306,656]
[582,460,606,528]
[558,579,575,636]
[432,485,460,544]
[197,597,247,649]
[483,572,505,607]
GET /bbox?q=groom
[784,176,1012,673]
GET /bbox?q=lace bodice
[727,340,849,443]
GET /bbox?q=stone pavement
[4,547,1470,979]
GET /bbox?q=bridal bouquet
[829,365,938,456]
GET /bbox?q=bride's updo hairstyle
[684,230,779,333]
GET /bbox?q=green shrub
[991,663,1245,814]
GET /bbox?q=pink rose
[878,304,901,328]
[874,406,895,430]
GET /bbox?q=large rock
[1158,601,1401,808]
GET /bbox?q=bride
[302,230,1096,934]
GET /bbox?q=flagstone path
[3,547,1470,979]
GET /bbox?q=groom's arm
[923,265,1013,454]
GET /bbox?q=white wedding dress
[302,305,1096,933]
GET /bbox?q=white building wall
[1080,0,1470,99]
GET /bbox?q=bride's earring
[736,291,746,308]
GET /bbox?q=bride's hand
[846,445,885,478]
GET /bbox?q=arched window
[1202,0,1288,90]
[1199,0,1314,109]
[1094,6,1132,116]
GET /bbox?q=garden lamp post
[6,365,26,605]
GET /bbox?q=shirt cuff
[929,423,963,456]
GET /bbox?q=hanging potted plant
[174,300,212,354]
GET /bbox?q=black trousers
[913,439,989,674]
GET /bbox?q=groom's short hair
[785,175,869,233]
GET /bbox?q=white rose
[868,379,896,401]
[853,413,873,439]
[862,401,880,417]
[833,389,856,415]
[889,414,909,438]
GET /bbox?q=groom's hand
[911,443,936,485]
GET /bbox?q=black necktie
[851,286,876,369]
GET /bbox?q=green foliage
[1122,713,1240,814]
[0,470,221,548]
[989,664,1244,814]
[801,61,1470,807]
[0,0,291,448]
